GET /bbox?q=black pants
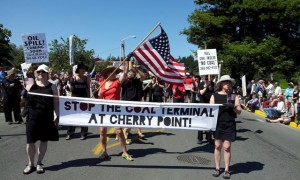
[173,98,184,103]
[3,99,23,123]
[153,95,163,103]
[67,126,88,137]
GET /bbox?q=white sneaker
[36,164,45,174]
[115,136,119,141]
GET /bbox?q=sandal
[223,171,231,179]
[23,165,35,174]
[125,139,131,145]
[212,169,220,177]
[65,135,72,140]
[98,152,111,160]
[36,164,45,174]
[80,135,87,140]
[122,154,133,161]
[138,133,145,138]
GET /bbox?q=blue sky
[1,0,199,59]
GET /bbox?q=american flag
[133,26,185,85]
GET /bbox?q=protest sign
[59,96,220,130]
[69,35,74,65]
[197,49,219,75]
[20,62,31,78]
[22,33,49,63]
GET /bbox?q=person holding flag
[97,59,133,161]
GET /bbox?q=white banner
[69,35,74,65]
[20,62,32,78]
[59,96,220,130]
[197,49,219,75]
[22,33,49,63]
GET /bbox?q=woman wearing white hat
[23,64,59,174]
[210,75,242,179]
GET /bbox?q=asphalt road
[0,110,300,180]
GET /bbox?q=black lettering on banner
[125,106,156,114]
[139,115,146,125]
[133,115,139,125]
[64,101,71,110]
[89,114,97,124]
[110,114,117,124]
[88,114,105,124]
[147,116,153,125]
[157,116,192,127]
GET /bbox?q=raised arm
[119,61,129,84]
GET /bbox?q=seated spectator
[268,95,278,108]
[266,101,294,124]
[263,95,285,119]
[262,94,277,108]
[245,94,260,112]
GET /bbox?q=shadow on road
[230,161,264,174]
[236,128,252,133]
[98,164,215,170]
[0,133,26,137]
[45,158,101,171]
[124,148,179,158]
[184,143,214,153]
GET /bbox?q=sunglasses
[37,71,47,74]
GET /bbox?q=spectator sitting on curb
[263,95,285,119]
[266,101,294,124]
[245,94,260,112]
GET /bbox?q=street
[0,110,300,180]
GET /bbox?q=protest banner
[22,33,49,63]
[59,96,220,130]
[197,49,219,75]
[20,62,32,78]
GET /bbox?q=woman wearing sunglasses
[23,64,59,175]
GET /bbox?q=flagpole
[92,22,161,97]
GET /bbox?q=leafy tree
[10,44,25,68]
[48,36,95,72]
[182,0,300,81]
[178,55,199,75]
[0,24,13,66]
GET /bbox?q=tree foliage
[10,44,25,68]
[178,55,199,75]
[182,0,300,81]
[48,36,95,72]
[0,24,13,66]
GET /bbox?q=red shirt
[172,84,185,99]
[98,80,121,100]
[184,77,194,90]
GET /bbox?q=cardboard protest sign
[22,33,49,63]
[59,96,220,130]
[197,49,219,75]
